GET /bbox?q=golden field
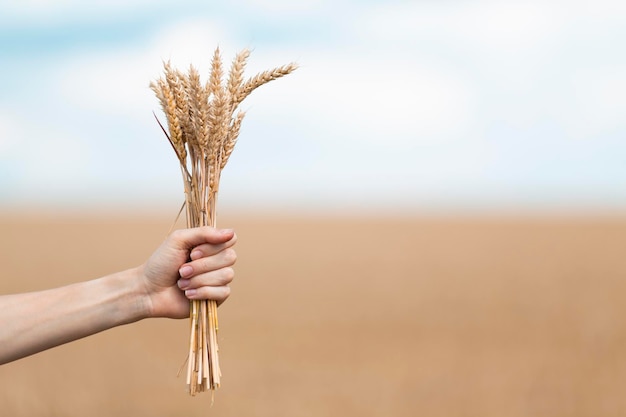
[1,212,626,416]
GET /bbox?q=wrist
[109,266,153,324]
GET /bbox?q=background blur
[1,1,626,416]
[1,0,625,212]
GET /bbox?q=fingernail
[179,265,193,278]
[221,228,234,235]
[185,289,197,297]
[178,279,190,289]
[190,250,202,260]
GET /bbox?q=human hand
[138,227,237,319]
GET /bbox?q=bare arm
[0,227,237,364]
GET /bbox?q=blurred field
[1,212,626,416]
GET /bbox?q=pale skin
[0,226,237,365]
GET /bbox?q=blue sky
[1,0,625,213]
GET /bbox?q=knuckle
[170,229,185,242]
[204,285,230,302]
[201,256,215,269]
[222,267,235,284]
[222,248,237,264]
[220,286,231,300]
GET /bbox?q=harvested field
[1,212,626,416]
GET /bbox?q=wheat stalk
[151,47,297,396]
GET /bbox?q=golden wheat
[227,49,250,106]
[233,63,298,107]
[151,47,297,396]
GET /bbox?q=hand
[138,227,237,319]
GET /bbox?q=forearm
[0,267,149,364]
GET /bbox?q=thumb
[170,227,234,250]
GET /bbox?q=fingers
[181,247,237,277]
[177,268,234,304]
[177,236,237,304]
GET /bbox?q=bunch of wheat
[151,47,296,396]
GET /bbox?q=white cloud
[353,1,563,51]
[566,65,626,137]
[229,0,330,15]
[55,18,236,117]
[0,110,18,153]
[0,0,171,24]
[346,1,567,131]
[572,0,626,20]
[352,0,626,139]
[0,0,333,27]
[0,109,90,187]
[244,52,476,145]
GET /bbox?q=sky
[0,0,625,214]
